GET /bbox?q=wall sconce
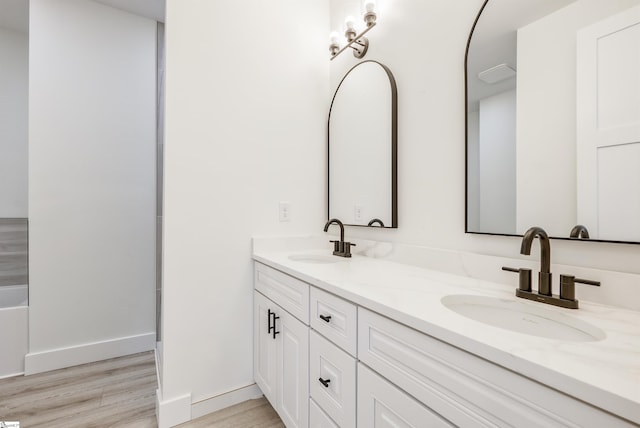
[329,0,377,60]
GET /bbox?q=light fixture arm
[330,23,376,61]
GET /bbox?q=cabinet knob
[319,314,332,323]
[318,377,331,388]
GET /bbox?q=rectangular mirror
[466,0,640,243]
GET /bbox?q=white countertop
[253,246,640,425]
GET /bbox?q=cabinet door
[277,307,309,428]
[254,291,277,405]
[358,364,453,428]
[309,330,356,428]
[310,398,339,428]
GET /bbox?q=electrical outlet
[279,201,291,222]
[354,204,363,221]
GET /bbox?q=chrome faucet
[520,226,551,296]
[503,225,600,309]
[323,218,355,257]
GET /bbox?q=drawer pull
[319,314,332,323]
[318,377,331,388]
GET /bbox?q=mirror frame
[464,0,640,245]
[328,60,398,228]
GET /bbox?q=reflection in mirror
[329,60,397,228]
[466,0,640,243]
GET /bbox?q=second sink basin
[441,294,606,342]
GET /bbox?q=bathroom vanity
[253,237,640,427]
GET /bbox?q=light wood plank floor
[0,351,283,427]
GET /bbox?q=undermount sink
[288,254,340,264]
[441,294,606,342]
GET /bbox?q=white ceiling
[0,0,164,34]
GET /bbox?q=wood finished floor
[0,351,283,427]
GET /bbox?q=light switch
[354,204,363,221]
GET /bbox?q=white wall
[478,89,516,234]
[27,0,157,373]
[330,0,640,274]
[0,26,28,218]
[516,0,640,237]
[160,0,328,422]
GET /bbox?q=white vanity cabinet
[254,264,309,428]
[358,307,636,428]
[254,259,637,428]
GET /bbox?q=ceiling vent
[478,64,516,84]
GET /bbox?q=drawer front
[358,363,453,428]
[310,287,357,356]
[310,398,339,428]
[309,330,356,428]
[358,308,631,428]
[255,262,309,324]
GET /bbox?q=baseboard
[156,390,191,428]
[24,332,156,375]
[191,383,263,420]
[0,371,24,380]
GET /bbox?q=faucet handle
[342,242,356,258]
[502,266,532,292]
[329,240,342,253]
[560,275,600,303]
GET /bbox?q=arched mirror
[466,0,640,243]
[328,60,397,228]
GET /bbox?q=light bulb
[330,31,340,44]
[364,0,376,13]
[345,15,356,30]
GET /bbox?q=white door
[577,5,640,241]
[254,291,277,405]
[277,307,309,428]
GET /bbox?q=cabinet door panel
[278,308,309,428]
[310,398,339,428]
[254,291,277,405]
[255,262,309,323]
[358,363,453,428]
[309,330,356,428]
[310,287,357,356]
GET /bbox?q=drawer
[309,330,356,428]
[358,363,453,428]
[358,308,631,428]
[310,398,339,428]
[255,262,309,324]
[310,287,357,356]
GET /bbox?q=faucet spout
[324,218,345,242]
[569,224,590,239]
[520,226,552,295]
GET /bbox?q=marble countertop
[253,245,640,424]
